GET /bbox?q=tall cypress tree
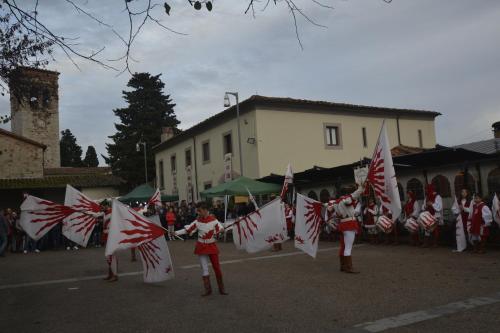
[60,129,83,167]
[83,146,99,167]
[105,73,179,187]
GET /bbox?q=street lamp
[224,92,243,177]
[136,139,148,183]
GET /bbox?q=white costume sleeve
[175,220,198,236]
[412,201,420,218]
[482,206,493,227]
[351,187,363,200]
[451,198,460,215]
[432,196,443,213]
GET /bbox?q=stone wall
[0,134,44,179]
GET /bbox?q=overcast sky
[1,0,499,164]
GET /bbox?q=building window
[324,123,342,149]
[431,175,451,198]
[223,133,233,155]
[487,167,500,196]
[362,127,367,148]
[454,171,475,198]
[170,154,176,174]
[418,129,423,148]
[202,141,210,163]
[158,160,164,190]
[185,148,192,167]
[204,182,212,190]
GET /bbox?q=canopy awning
[118,184,178,204]
[200,176,282,198]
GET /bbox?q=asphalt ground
[1,239,499,333]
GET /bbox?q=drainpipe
[192,136,199,201]
[396,116,401,145]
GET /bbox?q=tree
[105,72,179,188]
[60,129,83,167]
[83,145,99,167]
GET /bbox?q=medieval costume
[468,195,493,254]
[363,199,379,244]
[421,184,443,248]
[102,207,118,282]
[329,186,363,273]
[451,190,472,252]
[175,213,228,296]
[404,191,421,246]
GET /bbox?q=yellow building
[153,95,440,201]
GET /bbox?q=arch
[487,167,500,196]
[406,178,424,200]
[319,189,330,203]
[431,175,452,198]
[307,190,318,201]
[454,171,475,198]
[397,183,405,201]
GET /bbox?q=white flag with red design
[148,188,162,207]
[62,185,103,247]
[366,121,402,222]
[138,215,174,283]
[232,198,288,253]
[105,200,166,256]
[280,163,294,200]
[294,193,324,258]
[20,195,76,240]
[493,194,500,227]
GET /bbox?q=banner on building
[186,165,193,203]
[224,153,232,183]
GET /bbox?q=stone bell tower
[9,67,61,168]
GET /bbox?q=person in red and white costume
[451,188,472,251]
[421,184,443,248]
[175,201,228,296]
[404,190,421,246]
[363,197,379,244]
[329,185,363,273]
[468,193,493,254]
[101,204,118,282]
[285,203,295,239]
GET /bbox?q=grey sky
[1,0,499,164]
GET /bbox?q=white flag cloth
[137,215,174,283]
[493,194,500,227]
[232,198,288,253]
[294,193,324,258]
[246,187,259,210]
[451,198,467,252]
[105,200,166,256]
[280,163,293,200]
[20,195,76,240]
[366,121,402,222]
[148,188,162,207]
[62,185,102,247]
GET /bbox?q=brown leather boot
[202,276,212,296]
[343,256,360,274]
[339,255,345,272]
[215,275,228,295]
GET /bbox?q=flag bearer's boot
[339,255,346,272]
[477,240,486,254]
[421,237,430,248]
[343,256,360,274]
[107,274,118,282]
[216,274,228,295]
[201,276,212,297]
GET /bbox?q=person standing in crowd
[101,203,118,282]
[422,184,443,248]
[363,197,379,244]
[285,203,295,239]
[175,201,228,296]
[451,188,472,252]
[0,209,8,257]
[404,190,421,246]
[166,206,176,241]
[468,193,493,254]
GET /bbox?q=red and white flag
[493,194,500,227]
[366,121,402,222]
[232,198,288,253]
[280,163,294,201]
[105,200,166,256]
[137,215,174,283]
[148,188,162,208]
[62,185,102,247]
[20,195,76,240]
[294,193,324,258]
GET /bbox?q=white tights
[199,255,210,276]
[343,231,356,256]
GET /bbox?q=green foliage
[105,73,179,188]
[83,145,99,167]
[60,129,83,167]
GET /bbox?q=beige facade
[154,96,439,202]
[0,129,45,179]
[81,186,120,200]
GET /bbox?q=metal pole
[235,93,243,177]
[143,142,148,183]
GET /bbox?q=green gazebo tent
[200,176,281,198]
[118,183,178,204]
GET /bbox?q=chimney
[160,127,175,142]
[493,121,500,139]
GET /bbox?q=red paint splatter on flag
[29,200,77,236]
[303,198,324,243]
